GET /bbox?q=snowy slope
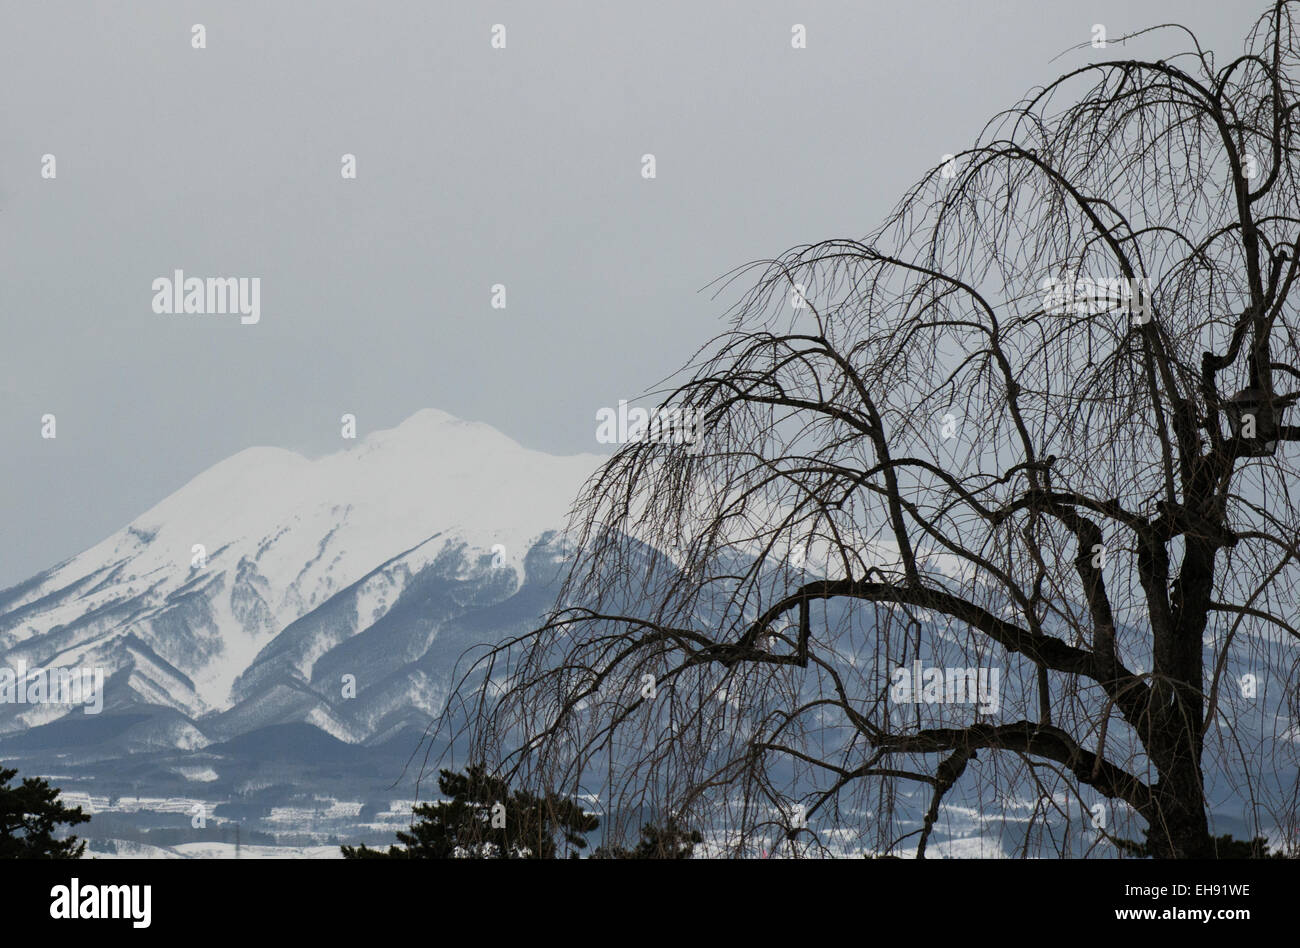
[0,409,601,732]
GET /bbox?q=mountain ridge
[0,408,602,738]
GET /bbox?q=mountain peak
[1,409,603,714]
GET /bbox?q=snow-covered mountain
[0,408,602,746]
[5,408,1288,857]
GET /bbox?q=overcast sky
[0,0,1252,586]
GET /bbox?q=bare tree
[445,3,1300,858]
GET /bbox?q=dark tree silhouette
[593,820,704,859]
[0,767,89,859]
[446,3,1300,858]
[341,765,597,859]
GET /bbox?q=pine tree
[593,820,704,859]
[342,765,598,859]
[0,767,90,859]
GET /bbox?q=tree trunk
[1146,530,1215,859]
[1145,756,1212,858]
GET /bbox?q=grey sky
[0,0,1251,586]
